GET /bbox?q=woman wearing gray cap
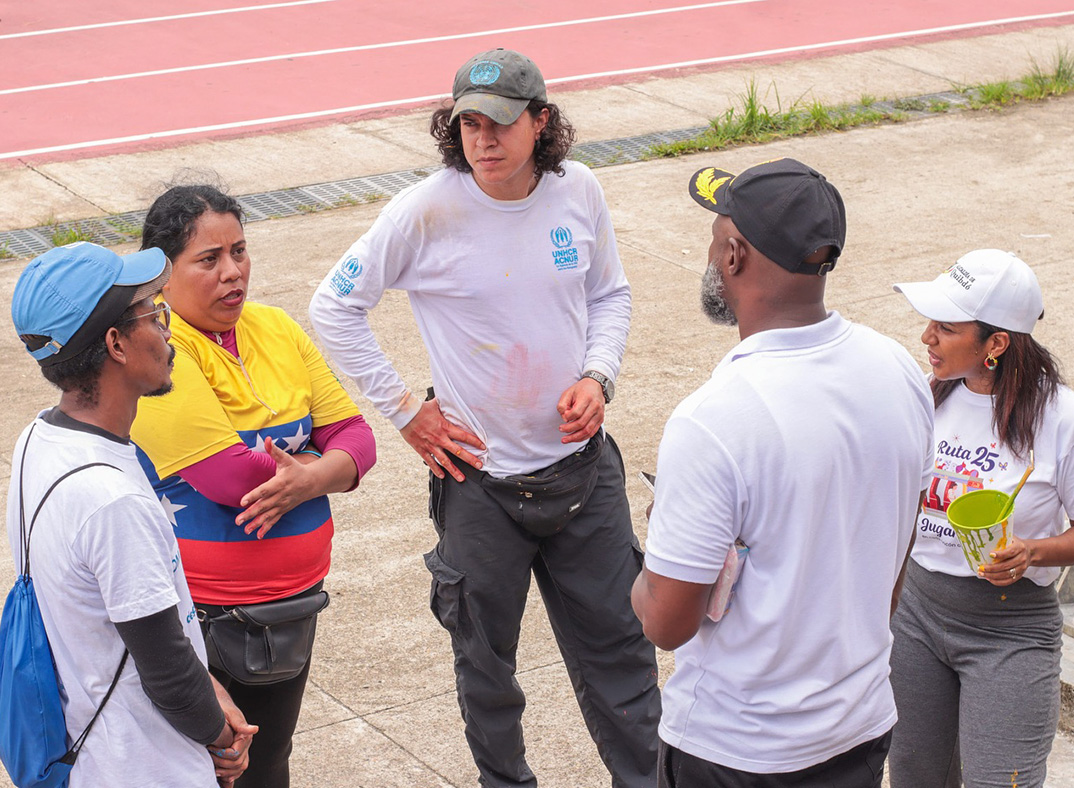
[889,249,1074,787]
[310,48,659,788]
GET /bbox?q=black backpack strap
[15,422,129,762]
[59,649,129,764]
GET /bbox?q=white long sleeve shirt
[309,162,630,477]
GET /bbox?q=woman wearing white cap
[888,249,1074,787]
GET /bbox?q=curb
[0,84,1036,261]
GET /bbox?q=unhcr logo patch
[550,226,578,270]
[341,255,363,279]
[469,61,501,86]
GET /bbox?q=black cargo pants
[424,432,660,788]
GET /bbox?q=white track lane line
[3,8,1074,161]
[0,0,343,41]
[1,0,766,95]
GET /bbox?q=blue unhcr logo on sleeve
[329,269,354,297]
[470,61,502,86]
[550,226,578,270]
[341,255,363,279]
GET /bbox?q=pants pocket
[424,548,466,636]
[428,472,446,537]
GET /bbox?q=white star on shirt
[160,494,187,528]
[275,424,309,453]
[253,433,267,453]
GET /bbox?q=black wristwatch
[582,370,615,404]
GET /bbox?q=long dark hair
[141,185,244,260]
[429,100,576,180]
[932,321,1063,459]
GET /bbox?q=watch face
[584,371,613,403]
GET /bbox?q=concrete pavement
[4,22,1074,787]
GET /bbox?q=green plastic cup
[945,489,1013,572]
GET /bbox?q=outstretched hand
[557,377,605,444]
[235,436,315,538]
[400,398,485,482]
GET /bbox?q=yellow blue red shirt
[131,302,359,604]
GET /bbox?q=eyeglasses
[120,302,171,331]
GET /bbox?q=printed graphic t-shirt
[912,382,1074,586]
[6,415,216,787]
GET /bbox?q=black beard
[146,345,177,398]
[145,381,174,398]
[701,264,737,326]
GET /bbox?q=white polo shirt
[646,312,934,773]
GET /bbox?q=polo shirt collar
[718,311,850,370]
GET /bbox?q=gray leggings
[889,560,1062,788]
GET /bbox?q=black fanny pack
[479,431,604,537]
[199,590,329,685]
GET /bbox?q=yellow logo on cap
[694,168,730,205]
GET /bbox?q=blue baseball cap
[12,242,171,366]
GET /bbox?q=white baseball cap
[893,249,1043,334]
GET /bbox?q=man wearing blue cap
[8,242,256,787]
[632,160,934,786]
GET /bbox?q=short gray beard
[701,264,737,326]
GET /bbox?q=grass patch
[105,216,142,239]
[645,48,1074,159]
[893,97,926,112]
[362,191,388,203]
[1022,48,1074,99]
[0,242,14,260]
[970,80,1015,108]
[50,223,95,247]
[647,80,904,158]
[966,49,1074,109]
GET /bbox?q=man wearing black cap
[631,160,934,786]
[312,48,659,788]
[8,242,255,786]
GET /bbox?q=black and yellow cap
[688,158,846,276]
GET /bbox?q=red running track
[2,0,1073,162]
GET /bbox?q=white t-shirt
[309,162,631,477]
[5,415,216,787]
[645,312,935,773]
[913,382,1074,586]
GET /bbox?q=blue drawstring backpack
[0,425,126,788]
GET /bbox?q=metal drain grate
[0,88,987,261]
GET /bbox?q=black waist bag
[480,431,604,537]
[201,591,329,685]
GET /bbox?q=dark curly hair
[141,185,245,261]
[429,100,576,180]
